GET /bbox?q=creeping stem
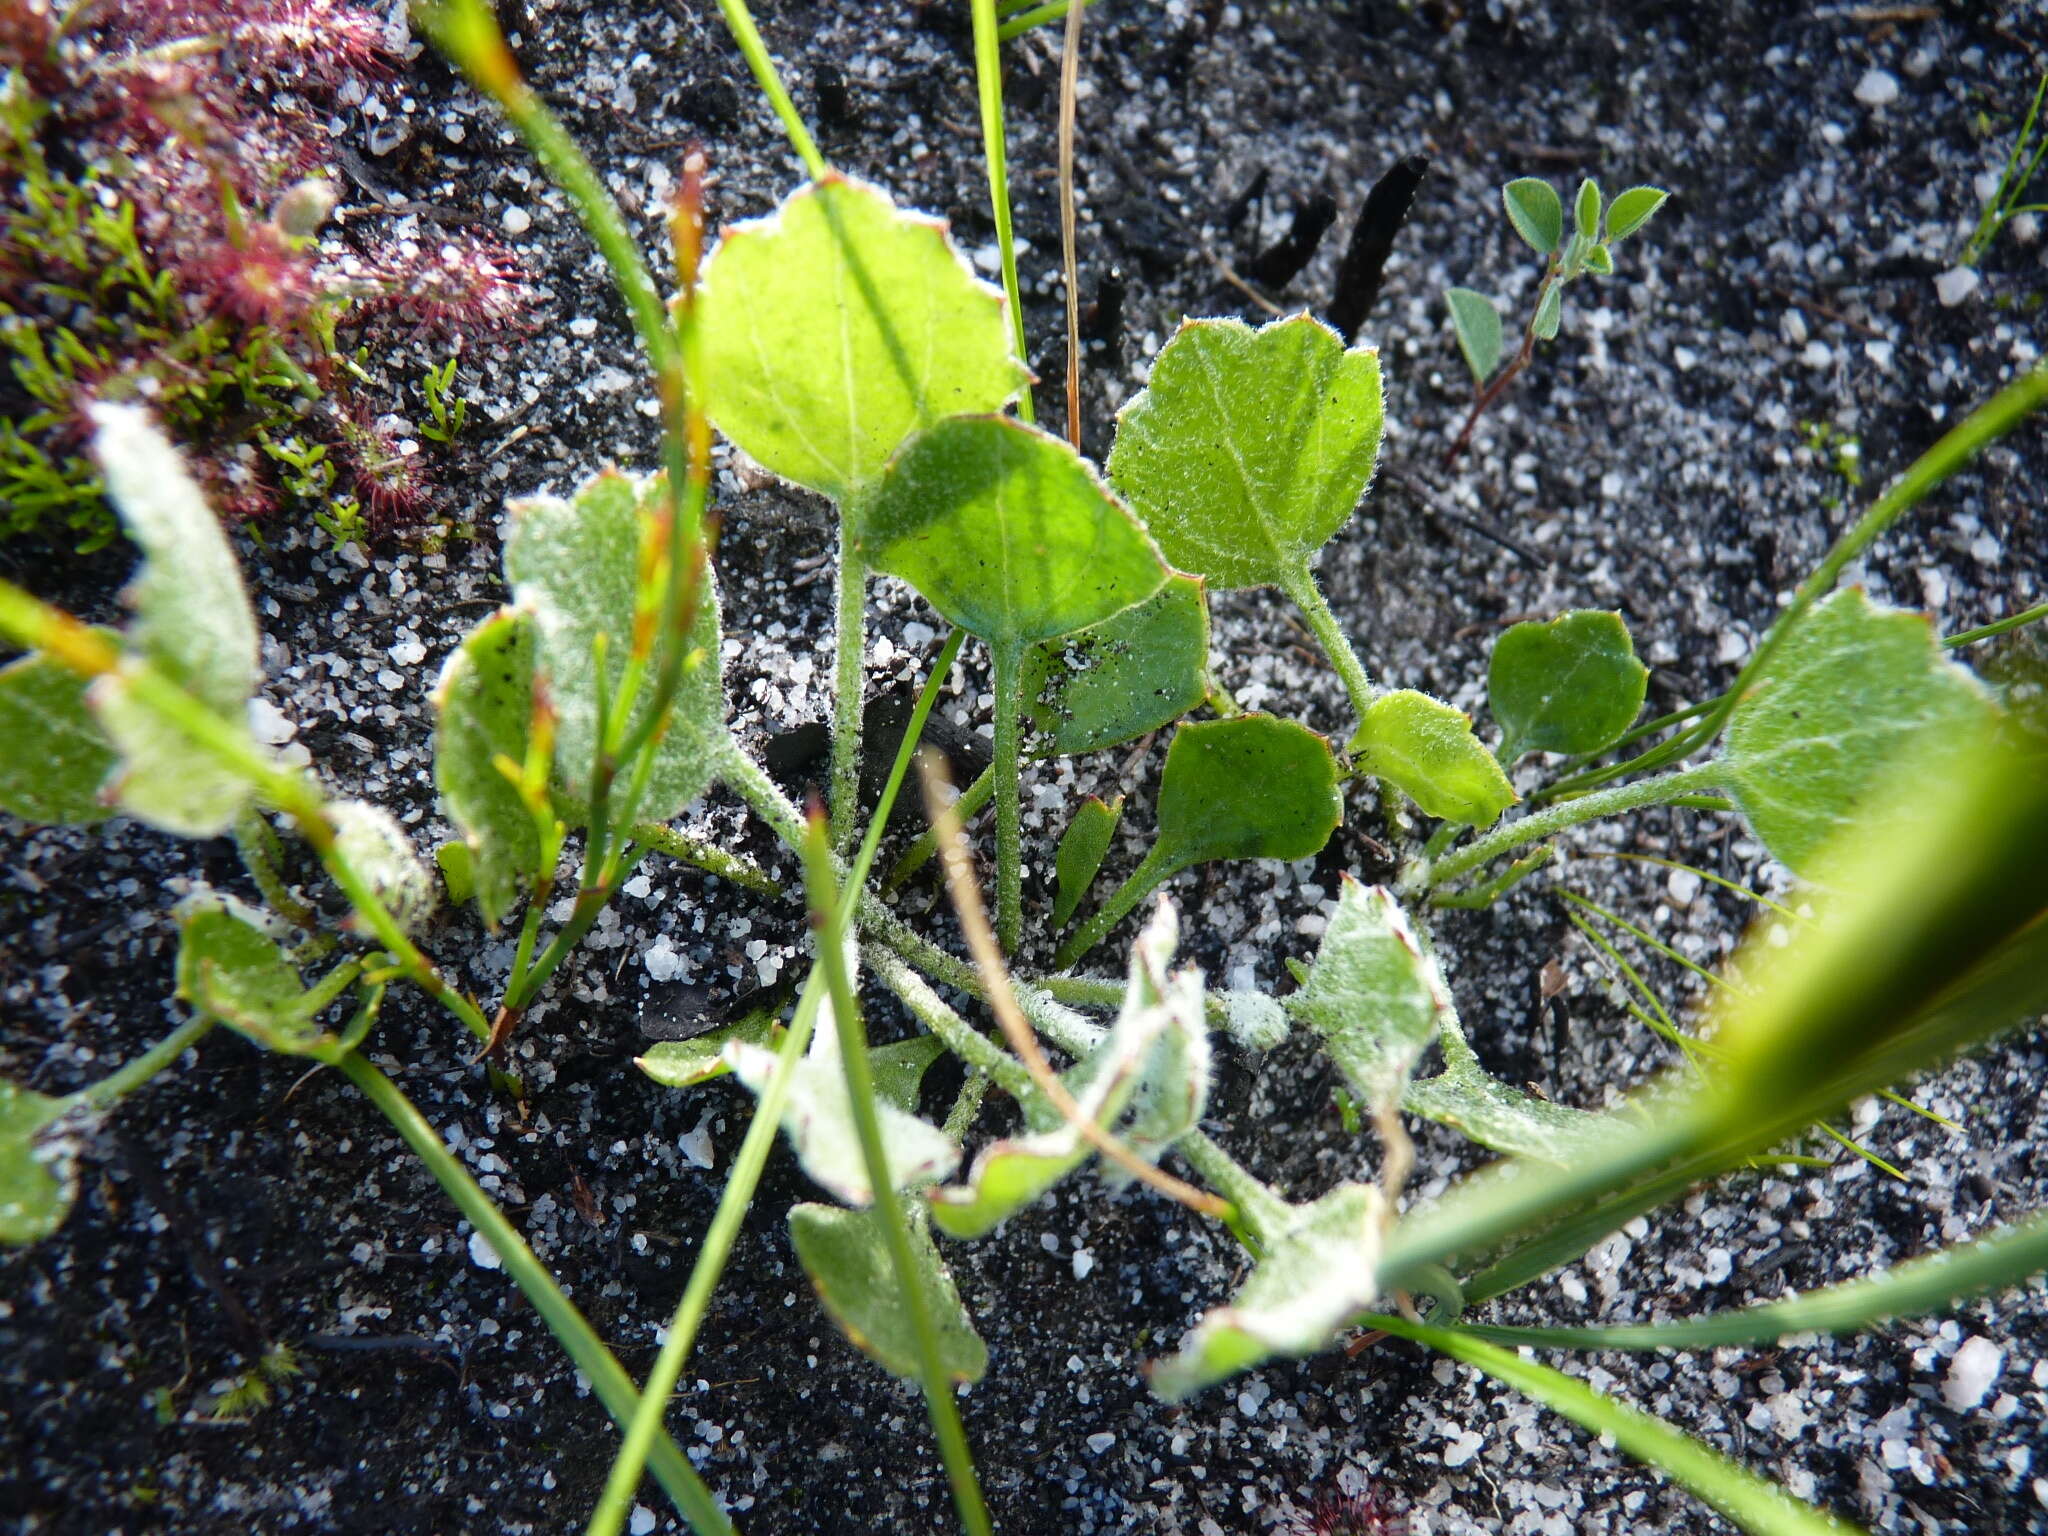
[1428,764,1725,888]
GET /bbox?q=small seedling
[1442,176,1669,468]
[1959,70,2048,268]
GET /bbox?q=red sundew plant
[0,0,532,549]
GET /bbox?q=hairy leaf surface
[1489,610,1648,760]
[1022,574,1209,759]
[0,642,117,823]
[789,1202,988,1383]
[432,609,539,927]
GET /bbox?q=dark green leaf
[0,640,117,823]
[432,608,540,926]
[1054,795,1124,930]
[859,415,1165,651]
[696,175,1028,502]
[1712,589,1997,876]
[1153,715,1343,868]
[1444,288,1504,384]
[1489,610,1649,760]
[1021,574,1209,758]
[1604,186,1669,243]
[0,1077,74,1247]
[789,1202,987,1383]
[1502,177,1564,254]
[1289,880,1447,1109]
[504,469,727,826]
[1106,315,1383,592]
[870,1035,948,1115]
[1350,690,1516,825]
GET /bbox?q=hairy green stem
[339,1052,729,1534]
[708,0,827,179]
[867,945,1034,1098]
[831,526,868,853]
[968,0,1035,421]
[1428,765,1724,888]
[71,1013,218,1111]
[989,639,1027,953]
[1281,566,1377,727]
[802,824,993,1536]
[629,822,784,897]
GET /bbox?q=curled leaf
[1350,690,1516,826]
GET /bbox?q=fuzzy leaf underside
[432,608,540,927]
[1053,795,1123,930]
[1151,1182,1384,1400]
[635,1009,783,1091]
[1350,690,1516,826]
[696,174,1028,502]
[0,642,118,824]
[1152,715,1344,872]
[930,903,1186,1238]
[726,1007,959,1208]
[1021,573,1210,759]
[0,1078,74,1247]
[789,1202,988,1383]
[504,470,727,826]
[91,664,258,836]
[1106,315,1383,592]
[1403,1015,1621,1164]
[328,801,436,937]
[1489,610,1649,760]
[1291,881,1447,1110]
[173,894,357,1057]
[1715,588,1997,876]
[858,415,1166,651]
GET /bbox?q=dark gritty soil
[4,2,2046,1534]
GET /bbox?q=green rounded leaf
[1154,715,1343,869]
[857,415,1166,651]
[789,1202,987,1384]
[1107,315,1383,592]
[504,470,727,825]
[1489,610,1649,761]
[696,175,1028,503]
[174,893,360,1057]
[432,608,541,927]
[1444,288,1504,385]
[1714,588,1997,876]
[1021,573,1210,758]
[1574,178,1602,241]
[0,641,117,824]
[1604,185,1669,243]
[1502,177,1565,254]
[1351,690,1516,826]
[1,1078,74,1247]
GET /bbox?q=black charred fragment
[1328,153,1427,340]
[1218,165,1269,235]
[814,63,855,130]
[1084,264,1127,349]
[762,687,992,831]
[1246,188,1338,289]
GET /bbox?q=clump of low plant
[3,4,2047,1536]
[1441,174,1668,466]
[0,0,530,550]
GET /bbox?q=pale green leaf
[0,1077,74,1247]
[1150,1182,1384,1400]
[1289,880,1447,1109]
[696,174,1027,502]
[1503,177,1564,254]
[174,892,359,1057]
[1604,186,1669,243]
[1106,903,1212,1173]
[726,995,958,1206]
[1574,178,1602,241]
[1221,989,1290,1051]
[790,1201,988,1383]
[635,1009,783,1091]
[1585,244,1615,276]
[1053,795,1123,930]
[1489,610,1649,760]
[1712,589,1997,876]
[432,608,540,927]
[1403,1012,1620,1164]
[89,402,257,718]
[90,662,258,836]
[504,469,727,825]
[328,800,436,937]
[857,415,1166,651]
[1532,281,1563,340]
[1445,287,1504,384]
[1106,315,1383,592]
[1022,573,1210,759]
[1350,690,1517,825]
[0,641,117,823]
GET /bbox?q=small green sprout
[1959,70,2048,268]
